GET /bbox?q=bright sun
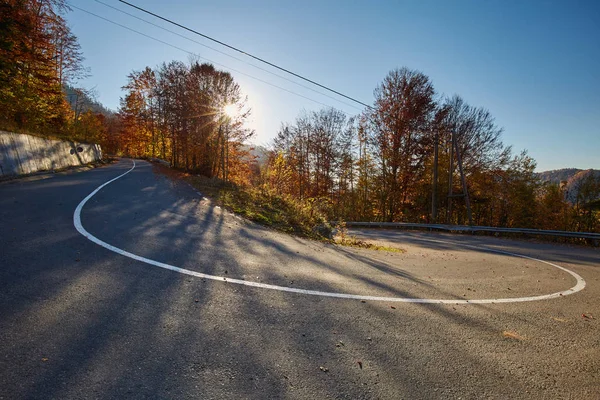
[223,104,237,118]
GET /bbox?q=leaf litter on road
[502,330,526,341]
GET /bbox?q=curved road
[1,159,599,399]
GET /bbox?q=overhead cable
[93,0,362,111]
[69,4,355,115]
[118,0,374,110]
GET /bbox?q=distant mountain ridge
[536,168,600,185]
[64,85,114,117]
[241,144,270,166]
[536,168,600,205]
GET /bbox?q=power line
[68,4,355,115]
[118,0,374,110]
[93,0,362,111]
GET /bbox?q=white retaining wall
[0,131,102,177]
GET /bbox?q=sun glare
[223,104,237,118]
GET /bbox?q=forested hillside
[536,168,600,185]
[0,0,113,143]
[2,1,598,234]
[64,85,113,118]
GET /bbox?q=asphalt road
[1,158,599,399]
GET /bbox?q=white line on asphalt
[73,160,586,304]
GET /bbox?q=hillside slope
[536,168,585,184]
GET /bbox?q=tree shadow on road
[2,159,596,399]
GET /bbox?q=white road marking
[186,182,203,197]
[74,160,586,304]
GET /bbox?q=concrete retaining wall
[0,131,102,177]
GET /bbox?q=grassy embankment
[179,172,403,252]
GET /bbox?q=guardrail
[341,221,600,241]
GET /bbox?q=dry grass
[334,221,405,253]
[185,174,331,240]
[334,235,405,253]
[152,163,407,252]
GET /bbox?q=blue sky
[67,0,599,171]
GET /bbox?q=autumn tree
[354,118,378,220]
[536,183,571,231]
[0,0,85,132]
[365,67,436,221]
[49,13,87,86]
[488,151,539,228]
[117,60,253,183]
[434,95,510,224]
[568,171,600,232]
[272,108,356,213]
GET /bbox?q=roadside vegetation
[187,173,330,240]
[185,167,403,253]
[186,172,406,252]
[152,163,404,251]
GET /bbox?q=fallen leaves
[502,330,526,341]
[552,312,595,322]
